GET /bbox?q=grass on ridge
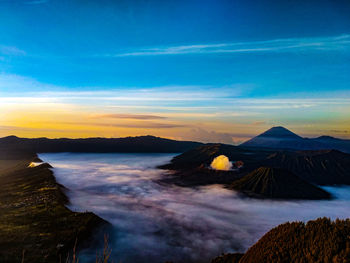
[0,151,106,263]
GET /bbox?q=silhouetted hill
[158,143,274,187]
[212,253,244,263]
[252,126,301,139]
[160,143,270,170]
[241,126,350,153]
[264,150,350,185]
[235,218,350,263]
[241,126,328,150]
[0,135,202,153]
[312,135,350,153]
[229,167,331,199]
[161,143,350,189]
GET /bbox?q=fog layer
[41,153,350,263]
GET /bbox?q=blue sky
[0,0,349,143]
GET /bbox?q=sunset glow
[0,1,349,143]
[1,1,350,262]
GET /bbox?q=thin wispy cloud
[62,121,185,129]
[25,0,50,4]
[1,75,349,108]
[0,73,246,102]
[1,73,350,142]
[0,125,66,133]
[114,34,350,56]
[89,113,166,120]
[0,45,26,56]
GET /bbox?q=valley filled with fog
[41,153,350,263]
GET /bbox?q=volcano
[264,149,350,185]
[241,126,330,151]
[229,167,331,199]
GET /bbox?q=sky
[0,0,350,144]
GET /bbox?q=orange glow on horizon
[1,101,350,144]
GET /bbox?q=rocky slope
[264,149,350,185]
[229,167,331,199]
[0,150,109,262]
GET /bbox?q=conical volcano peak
[240,126,347,151]
[259,126,301,139]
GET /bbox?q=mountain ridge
[0,135,203,153]
[241,126,350,153]
[254,126,301,139]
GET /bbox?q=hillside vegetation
[212,218,350,263]
[0,150,107,262]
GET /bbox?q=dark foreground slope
[0,150,108,262]
[212,218,350,263]
[212,253,244,263]
[0,135,202,153]
[229,167,331,199]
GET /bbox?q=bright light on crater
[210,155,232,171]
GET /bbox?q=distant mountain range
[2,126,349,154]
[0,135,202,153]
[241,126,350,153]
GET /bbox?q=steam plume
[210,155,233,171]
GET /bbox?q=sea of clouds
[40,153,350,263]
